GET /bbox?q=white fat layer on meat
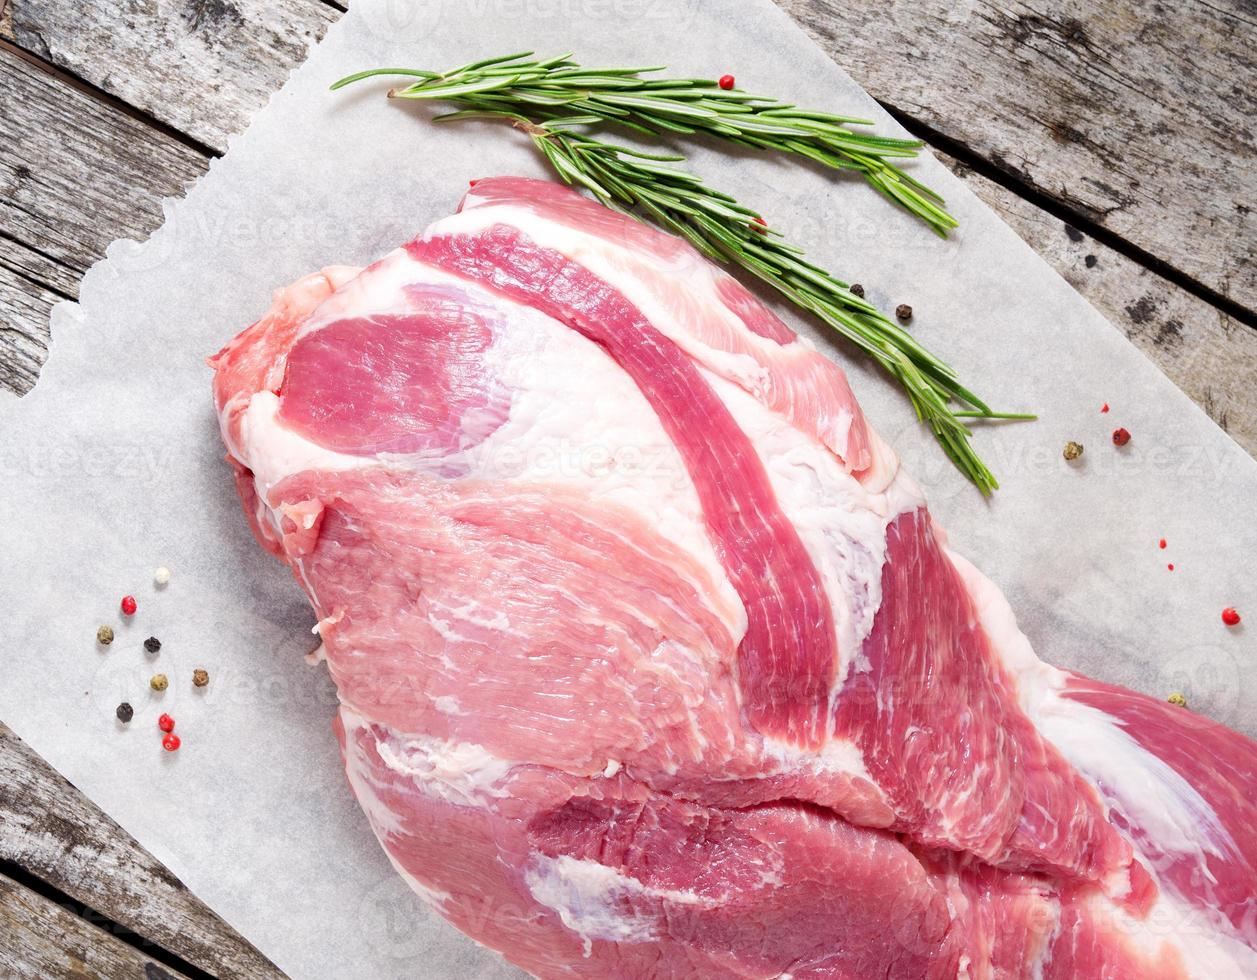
[1033,689,1234,866]
[700,368,922,695]
[340,706,515,829]
[946,551,1064,718]
[427,203,782,391]
[524,854,709,956]
[757,732,874,786]
[1030,689,1257,976]
[438,202,906,485]
[372,731,514,810]
[238,391,366,497]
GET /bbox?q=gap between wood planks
[0,859,214,980]
[883,103,1257,330]
[0,37,220,161]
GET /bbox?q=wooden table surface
[1,0,1253,976]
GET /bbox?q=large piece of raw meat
[211,177,1257,978]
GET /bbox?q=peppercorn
[1159,538,1167,549]
[162,733,181,752]
[1101,403,1110,413]
[1112,427,1131,446]
[1063,441,1084,461]
[157,713,175,734]
[116,702,134,723]
[1167,693,1188,708]
[895,304,913,322]
[120,595,137,616]
[192,668,209,688]
[150,673,168,692]
[144,636,162,654]
[154,566,171,587]
[96,625,115,646]
[850,284,865,298]
[718,74,735,90]
[1222,607,1242,627]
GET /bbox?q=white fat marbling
[524,854,709,956]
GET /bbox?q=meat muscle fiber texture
[211,177,1257,978]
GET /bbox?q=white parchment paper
[1,1,1254,976]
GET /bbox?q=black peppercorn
[116,702,134,724]
[850,283,865,298]
[144,636,162,654]
[896,304,913,322]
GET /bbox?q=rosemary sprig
[515,121,1026,493]
[332,52,957,236]
[332,68,1033,492]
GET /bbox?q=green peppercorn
[1167,692,1188,708]
[150,674,168,692]
[96,625,115,646]
[1063,441,1084,461]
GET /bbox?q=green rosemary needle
[332,71,1033,492]
[332,51,957,237]
[520,122,1027,493]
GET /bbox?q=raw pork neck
[211,177,1257,978]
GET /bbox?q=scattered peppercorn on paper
[0,1,1255,977]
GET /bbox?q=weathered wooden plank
[0,724,281,979]
[0,870,188,980]
[777,0,1257,314]
[0,257,59,395]
[0,45,209,394]
[0,46,207,280]
[6,0,338,153]
[944,152,1257,454]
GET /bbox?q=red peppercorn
[120,595,137,616]
[157,713,175,734]
[162,733,181,752]
[1159,538,1167,549]
[1222,607,1242,627]
[1112,428,1131,446]
[1101,403,1110,413]
[468,178,479,187]
[718,74,735,90]
[1167,563,1175,571]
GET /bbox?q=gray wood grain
[778,0,1257,315]
[0,723,281,978]
[0,870,187,979]
[0,45,208,395]
[8,0,338,152]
